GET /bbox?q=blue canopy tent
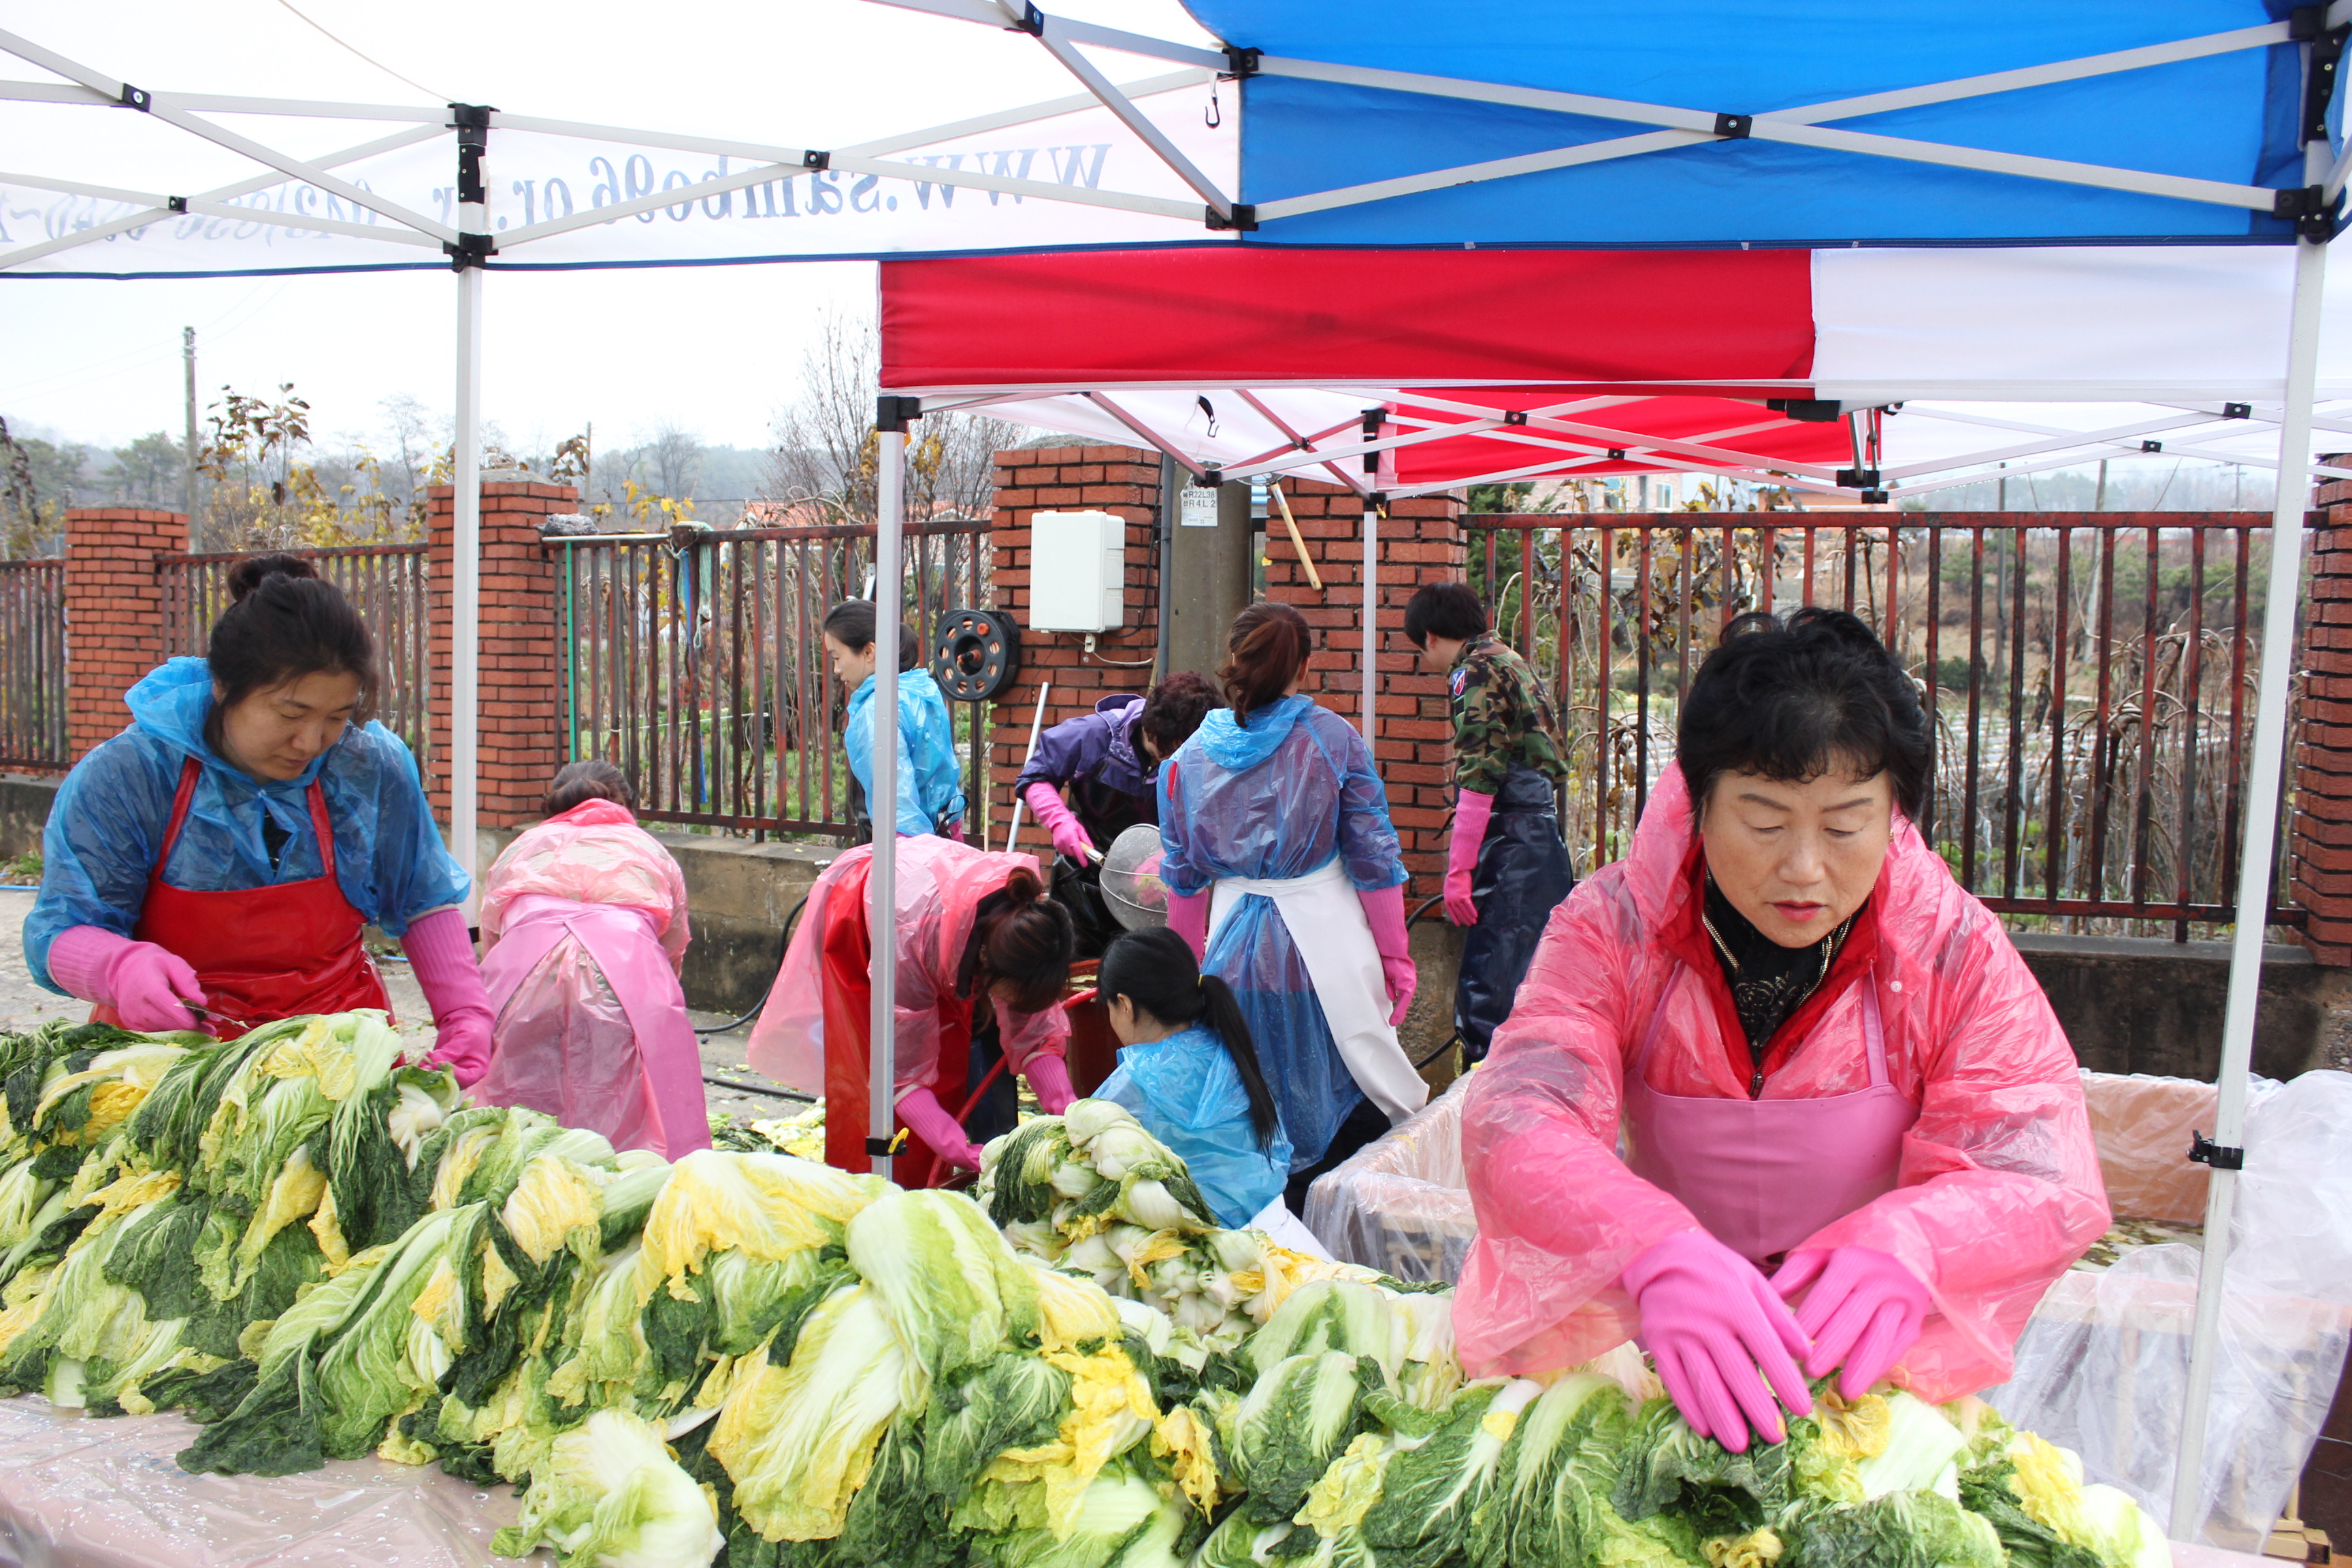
[3,3,2348,1538]
[869,0,2351,1544]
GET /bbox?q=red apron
[1626,970,1917,1269]
[93,757,390,1039]
[818,855,972,1189]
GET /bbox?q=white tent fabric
[1,2,2344,1538]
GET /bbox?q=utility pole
[181,327,199,536]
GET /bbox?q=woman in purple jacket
[1015,672,1215,954]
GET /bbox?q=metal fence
[0,561,65,771]
[551,520,992,836]
[1466,510,2302,936]
[156,544,434,764]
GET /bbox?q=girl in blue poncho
[1094,926,1290,1230]
[1159,603,1430,1213]
[822,600,966,839]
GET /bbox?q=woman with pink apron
[1456,608,2110,1453]
[470,762,709,1159]
[24,555,491,1072]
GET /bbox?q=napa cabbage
[706,1282,913,1541]
[1778,1488,2004,1568]
[1229,1350,1376,1526]
[845,1188,1040,1379]
[492,1407,723,1568]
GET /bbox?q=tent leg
[1362,500,1377,745]
[2169,224,2330,1541]
[870,417,906,1186]
[451,261,483,916]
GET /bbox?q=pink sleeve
[1797,919,2110,1401]
[1455,882,1701,1379]
[993,995,1071,1072]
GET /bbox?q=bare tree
[764,308,1022,523]
[641,422,705,500]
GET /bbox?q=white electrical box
[1028,510,1126,632]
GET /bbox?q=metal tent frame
[1,3,2345,1534]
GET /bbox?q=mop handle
[1001,681,1051,854]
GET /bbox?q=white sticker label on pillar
[1179,485,1219,527]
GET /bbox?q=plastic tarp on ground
[0,1399,519,1568]
[1305,1067,2352,1552]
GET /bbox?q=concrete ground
[0,890,802,1131]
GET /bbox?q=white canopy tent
[3,1,2348,1539]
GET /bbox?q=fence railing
[0,561,65,771]
[156,544,435,765]
[551,520,992,836]
[1465,510,2303,937]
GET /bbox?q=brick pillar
[2296,465,2352,962]
[425,481,572,830]
[985,446,1164,834]
[1264,480,1466,900]
[63,507,186,762]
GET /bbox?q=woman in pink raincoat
[1458,608,2109,1453]
[745,834,1077,1188]
[471,761,710,1158]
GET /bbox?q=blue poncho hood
[125,656,336,789]
[1194,694,1311,772]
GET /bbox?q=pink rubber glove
[1165,887,1209,960]
[1445,789,1492,926]
[402,907,495,1090]
[1623,1229,1815,1452]
[1775,1245,1932,1399]
[45,925,206,1032]
[1358,882,1416,1026]
[898,1085,984,1171]
[1023,782,1096,863]
[1024,1051,1076,1115]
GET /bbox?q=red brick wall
[424,482,571,828]
[63,508,186,762]
[2297,471,2352,962]
[986,447,1165,836]
[981,450,1466,901]
[1262,479,1466,900]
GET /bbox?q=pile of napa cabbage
[0,1034,2172,1568]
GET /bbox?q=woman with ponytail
[25,553,490,1078]
[1158,602,1428,1214]
[747,834,1077,1187]
[1093,928,1292,1230]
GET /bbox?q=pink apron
[1624,968,1918,1267]
[472,894,711,1159]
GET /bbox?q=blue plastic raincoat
[845,668,966,838]
[1158,696,1407,1169]
[1096,1023,1292,1228]
[24,657,470,993]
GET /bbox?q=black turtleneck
[1700,876,1855,1066]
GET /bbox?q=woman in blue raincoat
[1159,603,1429,1213]
[822,600,966,839]
[1094,925,1292,1230]
[24,555,491,1079]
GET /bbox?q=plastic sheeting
[1988,1070,2352,1554]
[0,1397,519,1568]
[1308,1066,2352,1554]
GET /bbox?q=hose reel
[933,608,1022,702]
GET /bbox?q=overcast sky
[0,0,1216,455]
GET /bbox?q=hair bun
[225,552,318,602]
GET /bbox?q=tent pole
[451,257,483,917]
[869,401,912,1186]
[2169,220,2330,1540]
[1361,408,1382,747]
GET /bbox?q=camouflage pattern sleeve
[1448,638,1571,795]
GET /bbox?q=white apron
[1208,856,1430,1125]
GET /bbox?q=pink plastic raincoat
[1456,764,2108,1401]
[746,836,1071,1100]
[471,800,710,1158]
